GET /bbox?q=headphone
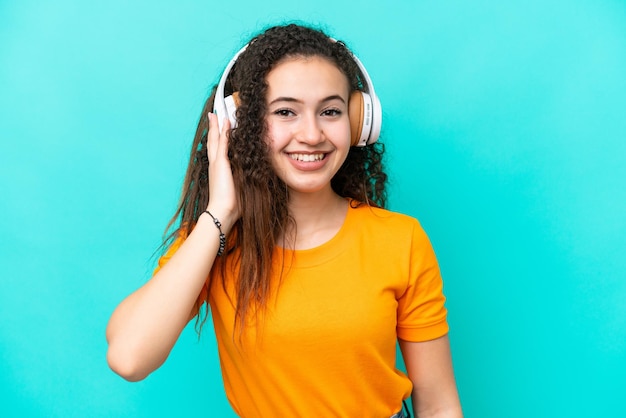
[213,40,382,147]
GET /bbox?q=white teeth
[289,153,324,162]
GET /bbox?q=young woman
[106,24,462,417]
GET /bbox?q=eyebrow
[268,94,346,106]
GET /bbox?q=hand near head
[206,113,239,232]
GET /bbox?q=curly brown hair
[163,23,387,333]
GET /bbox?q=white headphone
[213,41,382,147]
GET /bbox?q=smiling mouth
[288,153,326,162]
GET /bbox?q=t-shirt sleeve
[152,235,209,318]
[152,236,183,274]
[396,220,449,342]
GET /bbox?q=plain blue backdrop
[1,0,625,417]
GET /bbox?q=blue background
[1,0,625,416]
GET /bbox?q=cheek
[334,121,352,149]
[264,122,278,149]
[266,123,291,150]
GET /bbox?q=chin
[285,181,331,195]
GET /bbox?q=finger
[217,117,231,158]
[207,113,219,161]
[219,115,230,136]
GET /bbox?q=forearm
[412,403,463,418]
[400,336,463,418]
[106,213,226,381]
[411,383,463,418]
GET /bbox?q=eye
[273,108,295,117]
[321,108,342,117]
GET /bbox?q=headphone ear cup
[349,91,375,147]
[348,92,364,146]
[223,92,240,128]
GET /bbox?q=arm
[399,335,463,418]
[106,114,238,381]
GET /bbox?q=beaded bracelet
[203,210,226,256]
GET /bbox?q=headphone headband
[213,38,382,146]
[213,44,248,130]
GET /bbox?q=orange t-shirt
[156,203,448,417]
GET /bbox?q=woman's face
[265,55,351,197]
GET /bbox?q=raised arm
[106,114,238,381]
[399,335,463,418]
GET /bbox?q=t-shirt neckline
[275,200,358,268]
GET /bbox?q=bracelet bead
[203,210,226,256]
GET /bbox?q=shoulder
[347,202,433,253]
[345,203,441,288]
[349,201,423,232]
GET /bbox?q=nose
[297,113,324,145]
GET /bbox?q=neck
[283,187,349,250]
